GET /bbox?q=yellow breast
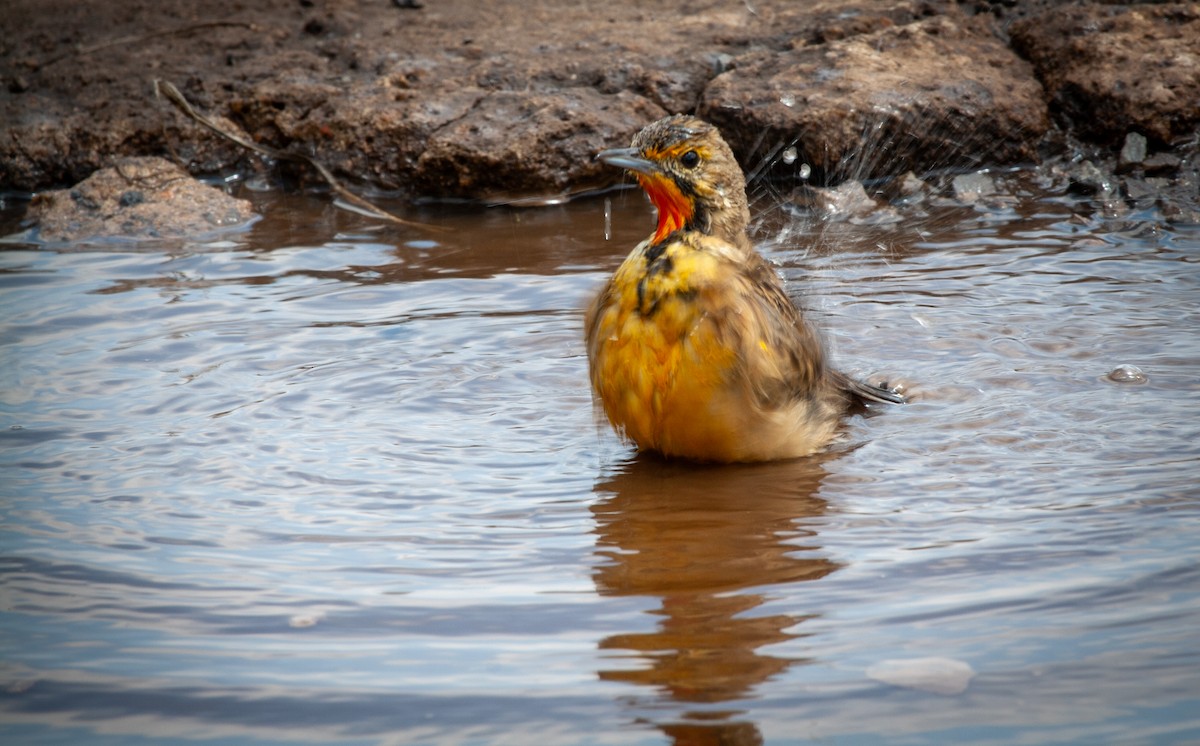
[585,232,845,462]
[587,236,756,460]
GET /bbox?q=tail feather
[835,371,907,405]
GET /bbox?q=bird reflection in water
[591,456,840,745]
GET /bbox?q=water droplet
[779,95,795,108]
[781,146,798,165]
[603,197,612,241]
[1106,364,1147,384]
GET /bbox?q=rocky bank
[2,0,1197,221]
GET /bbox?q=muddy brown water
[1,176,1199,745]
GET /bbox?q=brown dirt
[1011,2,1200,148]
[2,0,1197,207]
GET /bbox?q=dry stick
[154,79,441,231]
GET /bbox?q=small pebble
[1142,153,1182,177]
[898,171,928,196]
[1106,364,1147,385]
[1069,160,1116,198]
[1123,178,1157,203]
[118,190,145,207]
[952,172,996,203]
[1118,132,1147,172]
[811,180,879,219]
[709,52,735,76]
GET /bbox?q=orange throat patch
[638,173,694,244]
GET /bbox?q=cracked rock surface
[26,157,256,242]
[3,0,1198,207]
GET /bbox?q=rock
[795,180,880,219]
[1067,160,1116,198]
[0,0,722,196]
[1117,132,1149,175]
[791,179,906,226]
[412,89,666,202]
[1142,153,1182,178]
[1161,199,1200,225]
[698,16,1049,184]
[1010,3,1200,147]
[1123,176,1167,207]
[891,170,931,204]
[952,171,997,203]
[0,0,1196,203]
[27,157,255,243]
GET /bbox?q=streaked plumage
[585,115,902,462]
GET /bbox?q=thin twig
[155,79,441,231]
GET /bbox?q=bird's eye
[679,150,701,169]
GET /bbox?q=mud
[1010,3,1200,148]
[2,0,1198,214]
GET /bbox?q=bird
[585,114,903,462]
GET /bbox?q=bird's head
[598,115,751,248]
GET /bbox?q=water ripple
[2,189,1198,744]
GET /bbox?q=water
[1,177,1199,745]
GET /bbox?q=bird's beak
[597,147,660,176]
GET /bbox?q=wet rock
[1141,153,1182,178]
[27,157,255,242]
[791,180,905,226]
[698,16,1049,184]
[1067,160,1117,198]
[1010,3,1200,147]
[0,0,1195,204]
[1117,132,1148,173]
[951,171,997,203]
[797,180,876,218]
[893,171,931,204]
[1160,199,1200,225]
[1035,128,1198,222]
[1123,176,1169,208]
[819,181,880,218]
